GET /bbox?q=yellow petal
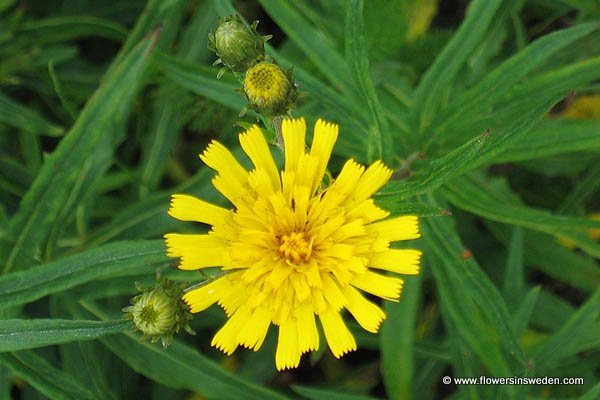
[282,118,306,173]
[309,119,338,192]
[295,305,319,354]
[183,274,241,313]
[276,317,301,370]
[164,233,225,270]
[237,306,273,351]
[319,308,356,358]
[351,271,403,301]
[200,140,248,183]
[370,249,421,275]
[343,286,386,333]
[239,125,280,189]
[330,159,364,199]
[321,273,347,311]
[167,194,230,225]
[347,160,392,206]
[211,305,252,355]
[369,216,420,241]
[218,281,248,316]
[346,199,390,222]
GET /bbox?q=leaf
[377,130,489,199]
[431,22,598,141]
[0,29,159,273]
[502,227,524,311]
[0,240,167,308]
[423,197,526,375]
[0,91,64,136]
[558,161,600,214]
[411,0,502,134]
[0,350,95,400]
[529,289,600,366]
[258,0,355,93]
[76,301,290,400]
[493,119,600,163]
[345,0,392,163]
[292,385,382,400]
[138,1,218,196]
[381,275,422,400]
[512,286,541,338]
[374,198,451,218]
[442,174,600,257]
[16,16,127,44]
[487,222,600,294]
[0,319,129,352]
[159,52,244,111]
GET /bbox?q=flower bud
[209,15,270,73]
[243,62,297,116]
[123,273,194,347]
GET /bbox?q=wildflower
[209,14,271,75]
[243,62,296,116]
[165,118,421,370]
[123,274,195,347]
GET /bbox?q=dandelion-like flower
[165,118,421,370]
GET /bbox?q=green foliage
[0,0,598,398]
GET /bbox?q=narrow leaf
[0,319,129,352]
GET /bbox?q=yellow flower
[165,118,421,370]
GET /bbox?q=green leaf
[159,52,244,111]
[291,385,381,400]
[77,301,290,400]
[441,56,600,157]
[579,384,600,400]
[0,240,167,308]
[493,119,600,163]
[529,289,600,366]
[558,161,600,214]
[0,29,159,273]
[138,1,218,196]
[411,0,502,134]
[442,174,600,256]
[375,198,451,218]
[381,275,422,400]
[431,22,598,141]
[16,16,127,44]
[0,91,64,136]
[423,198,526,375]
[0,350,95,400]
[487,223,600,294]
[377,130,489,199]
[0,319,129,352]
[502,227,524,310]
[258,0,355,93]
[512,286,541,338]
[345,0,392,163]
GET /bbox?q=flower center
[278,231,313,264]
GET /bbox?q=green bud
[243,62,298,116]
[208,15,271,73]
[123,271,195,348]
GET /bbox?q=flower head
[123,274,195,347]
[209,14,270,73]
[165,118,421,370]
[243,62,296,116]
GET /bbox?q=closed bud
[209,15,270,73]
[123,272,195,348]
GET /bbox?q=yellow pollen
[278,231,313,264]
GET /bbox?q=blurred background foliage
[0,0,599,399]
